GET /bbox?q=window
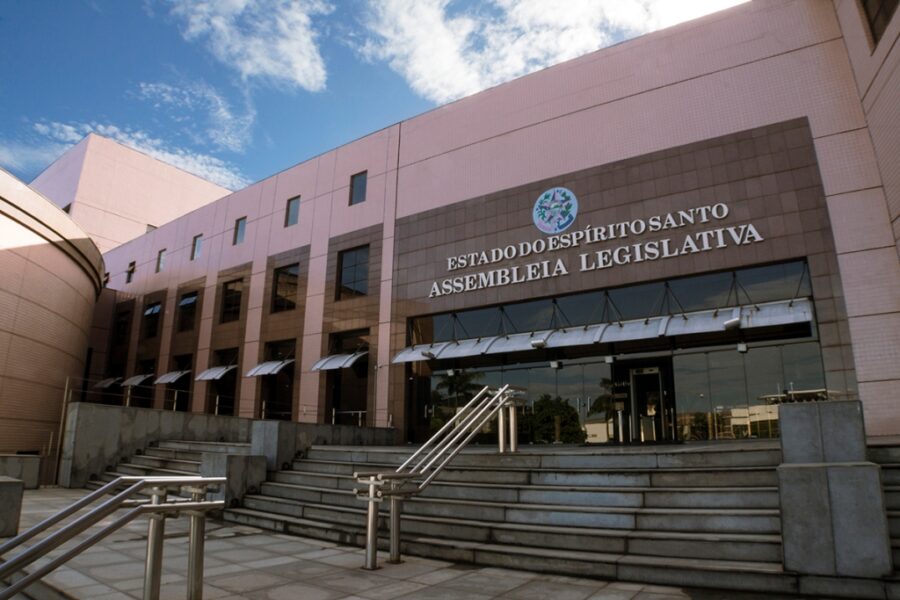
[112,309,131,346]
[862,0,898,44]
[156,249,166,273]
[142,302,161,339]
[271,264,299,312]
[191,234,203,261]
[349,171,367,205]
[337,245,369,300]
[285,195,300,227]
[233,217,247,245]
[220,279,243,323]
[103,272,109,287]
[177,292,198,332]
[126,261,136,284]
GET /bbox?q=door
[630,367,664,442]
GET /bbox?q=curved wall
[0,168,103,458]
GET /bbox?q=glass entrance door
[630,367,663,442]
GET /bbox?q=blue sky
[0,0,745,191]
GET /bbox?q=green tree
[531,394,587,444]
[433,370,484,409]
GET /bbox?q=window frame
[220,278,244,323]
[271,263,300,313]
[336,245,370,300]
[126,261,136,284]
[177,291,199,332]
[142,301,162,339]
[190,234,203,261]
[284,195,301,227]
[233,217,247,246]
[349,171,367,206]
[155,249,166,273]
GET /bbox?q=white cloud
[136,80,256,152]
[166,0,332,92]
[361,0,749,104]
[32,121,250,190]
[0,138,70,174]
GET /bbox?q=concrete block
[200,452,266,507]
[827,464,892,578]
[0,476,24,537]
[251,421,313,471]
[778,464,836,575]
[0,455,41,489]
[780,401,866,464]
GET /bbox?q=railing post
[187,487,206,600]
[363,475,380,570]
[389,487,402,564]
[508,404,518,453]
[498,405,507,454]
[143,487,167,600]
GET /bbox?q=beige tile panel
[837,248,900,317]
[825,188,894,253]
[859,380,900,437]
[813,129,883,197]
[847,313,900,383]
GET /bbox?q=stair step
[222,507,794,594]
[130,455,201,472]
[155,440,250,454]
[292,459,778,487]
[272,470,779,508]
[143,447,203,462]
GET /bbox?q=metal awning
[311,350,368,371]
[195,365,237,381]
[246,359,295,377]
[392,342,452,363]
[391,298,814,363]
[179,294,198,306]
[94,377,121,389]
[154,370,191,385]
[143,304,161,316]
[121,374,154,387]
[435,338,497,359]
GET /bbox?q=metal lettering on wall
[428,196,764,299]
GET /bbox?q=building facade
[74,0,899,442]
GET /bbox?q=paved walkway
[7,489,801,600]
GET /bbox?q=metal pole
[332,408,336,425]
[143,488,167,600]
[187,488,206,600]
[125,386,132,407]
[173,390,179,412]
[389,493,402,564]
[498,407,507,453]
[617,410,624,443]
[364,476,379,570]
[214,394,219,416]
[508,405,518,453]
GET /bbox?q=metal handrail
[354,384,517,569]
[0,476,225,600]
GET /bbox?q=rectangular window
[103,272,109,287]
[284,195,300,227]
[112,310,131,346]
[337,245,369,300]
[156,249,166,273]
[191,234,203,261]
[233,217,247,245]
[272,264,299,312]
[177,291,198,332]
[142,302,161,339]
[349,171,367,206]
[126,261,136,284]
[220,279,243,323]
[863,0,898,44]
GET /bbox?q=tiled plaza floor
[5,488,801,600]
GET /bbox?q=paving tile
[248,580,346,600]
[158,582,233,600]
[308,569,397,594]
[501,579,600,600]
[378,560,452,581]
[358,579,429,600]
[441,571,530,595]
[88,561,149,581]
[408,568,468,586]
[395,584,494,600]
[208,571,290,593]
[42,568,100,589]
[587,590,640,600]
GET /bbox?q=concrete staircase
[868,443,900,571]
[222,442,798,594]
[85,440,251,489]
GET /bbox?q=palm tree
[434,370,484,409]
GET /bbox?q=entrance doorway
[611,358,676,443]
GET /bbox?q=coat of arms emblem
[533,187,578,234]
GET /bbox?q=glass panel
[782,342,826,396]
[673,353,712,441]
[737,261,808,303]
[556,291,605,326]
[708,350,749,440]
[582,362,614,443]
[503,300,554,333]
[744,346,783,438]
[608,282,665,320]
[285,196,300,226]
[350,172,367,205]
[668,271,732,312]
[456,307,501,339]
